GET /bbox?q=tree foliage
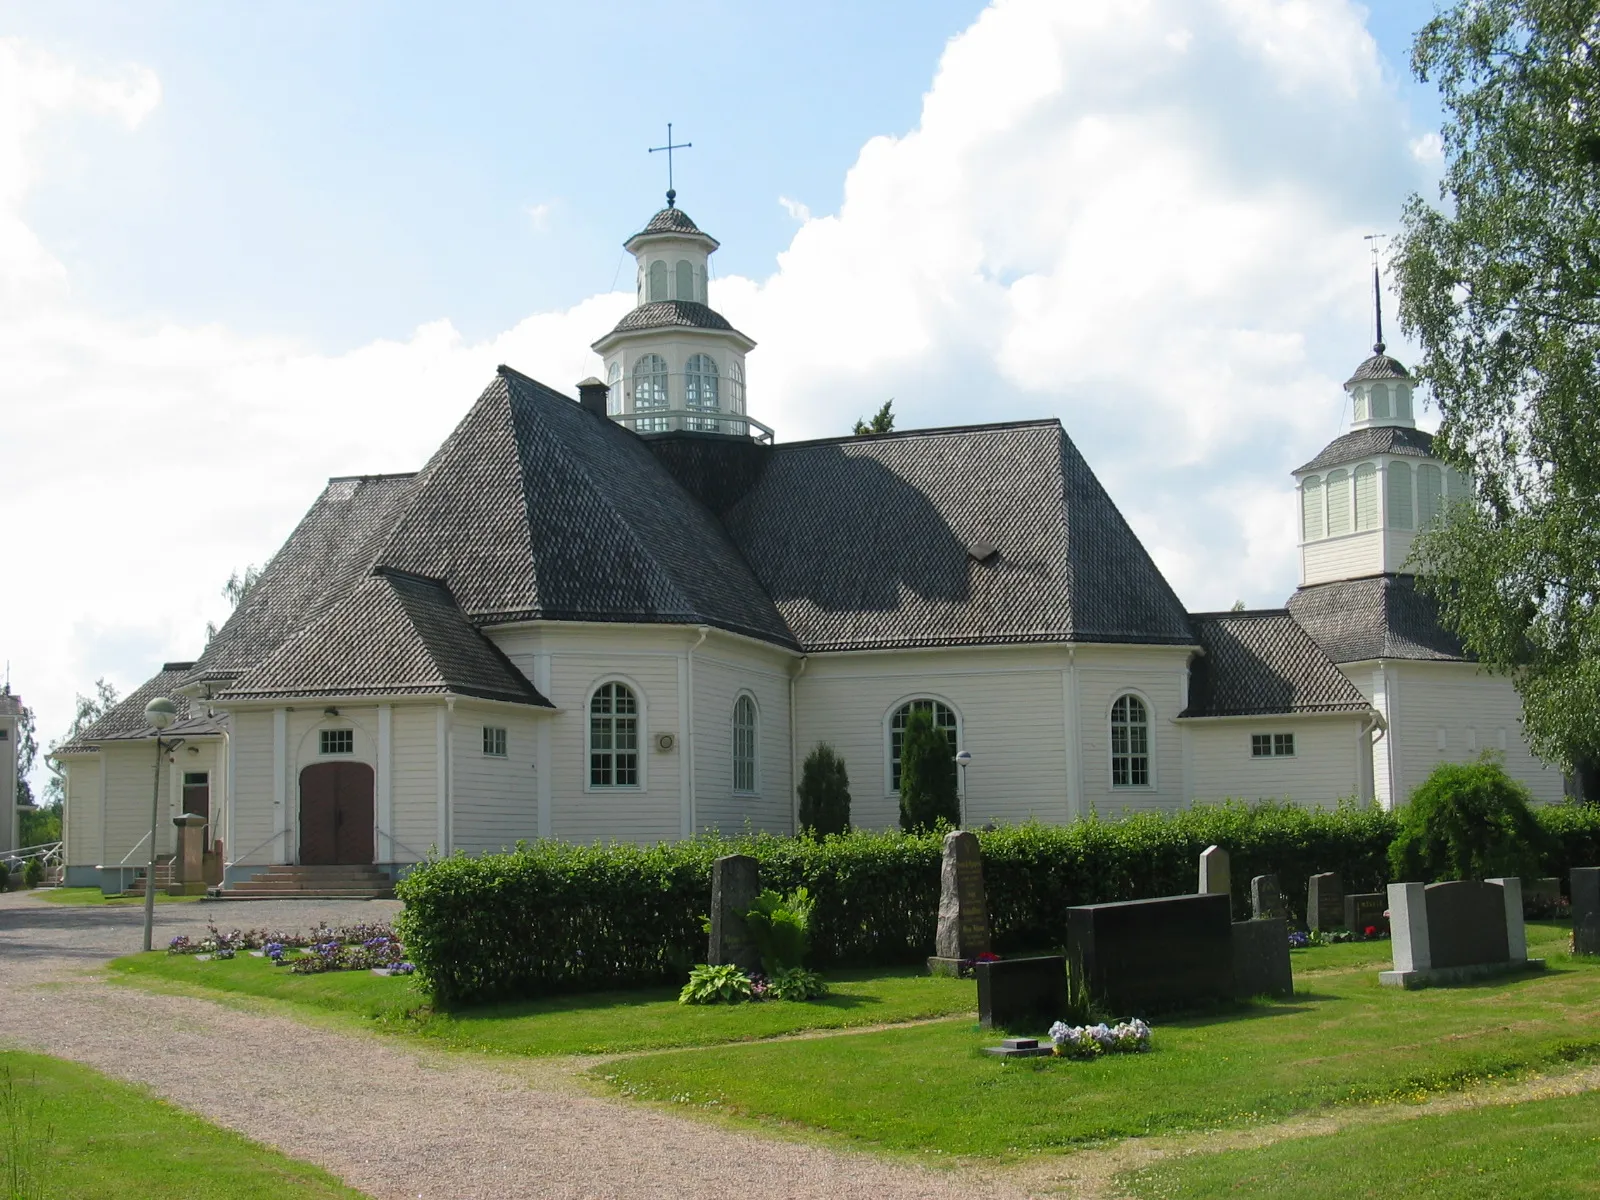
[1395,0,1600,784]
[852,399,895,436]
[796,743,851,837]
[1388,755,1547,882]
[206,563,263,642]
[898,709,958,832]
[41,679,119,809]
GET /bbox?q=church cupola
[589,182,765,442]
[1344,257,1416,430]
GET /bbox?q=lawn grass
[41,886,202,906]
[595,922,1600,1158]
[0,1050,366,1198]
[109,953,977,1055]
[1121,1087,1600,1198]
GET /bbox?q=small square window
[483,726,507,757]
[1273,733,1295,757]
[183,772,209,787]
[1253,733,1294,757]
[320,729,354,755]
[1251,734,1272,758]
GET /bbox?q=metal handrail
[117,830,153,866]
[7,841,62,868]
[612,408,774,443]
[379,831,430,863]
[225,829,286,869]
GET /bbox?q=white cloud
[525,202,554,231]
[1410,130,1444,165]
[777,195,811,223]
[1,1,1433,781]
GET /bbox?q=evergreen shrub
[898,709,958,831]
[395,800,1600,1006]
[796,744,851,837]
[1389,756,1547,882]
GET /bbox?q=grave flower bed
[1048,1018,1152,1059]
[167,921,413,975]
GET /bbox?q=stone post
[1486,877,1528,963]
[1250,874,1283,921]
[928,830,990,975]
[1387,882,1431,974]
[707,854,762,975]
[1197,845,1230,897]
[167,813,209,896]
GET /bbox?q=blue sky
[3,0,1446,775]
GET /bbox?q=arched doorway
[298,762,375,866]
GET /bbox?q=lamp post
[142,697,177,953]
[955,749,972,828]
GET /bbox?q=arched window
[1371,383,1391,421]
[589,682,640,788]
[632,354,669,431]
[889,699,957,791]
[648,260,668,303]
[606,360,622,416]
[1387,461,1413,529]
[732,694,758,794]
[1301,476,1323,541]
[1395,382,1414,421]
[729,360,745,414]
[1325,469,1351,536]
[1353,388,1370,423]
[675,259,695,302]
[1110,694,1150,788]
[1446,467,1472,504]
[1354,462,1379,530]
[1417,463,1443,527]
[685,354,719,431]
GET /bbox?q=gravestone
[1343,892,1389,936]
[1576,912,1600,956]
[927,830,991,976]
[1231,919,1293,999]
[707,854,762,975]
[1571,867,1600,934]
[982,1036,1054,1059]
[166,813,209,896]
[975,955,1067,1030]
[1380,878,1544,988]
[1198,845,1230,898]
[1307,872,1345,932]
[1066,893,1233,1015]
[1250,874,1284,921]
[1522,877,1561,917]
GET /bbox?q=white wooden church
[54,194,1565,893]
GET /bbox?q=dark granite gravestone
[1576,912,1600,957]
[1572,867,1600,934]
[982,1036,1054,1059]
[1522,877,1561,917]
[1066,893,1233,1016]
[1382,878,1543,988]
[707,854,762,975]
[1251,874,1284,921]
[1424,880,1511,968]
[1344,892,1389,936]
[1231,919,1293,998]
[975,956,1067,1031]
[928,830,991,975]
[1307,872,1344,931]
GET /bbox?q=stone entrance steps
[124,857,175,896]
[212,864,394,900]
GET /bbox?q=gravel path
[0,891,1028,1200]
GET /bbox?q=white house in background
[51,191,1563,894]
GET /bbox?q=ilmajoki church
[54,189,1565,894]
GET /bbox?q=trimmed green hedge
[394,801,1600,1005]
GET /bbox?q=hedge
[394,801,1600,1005]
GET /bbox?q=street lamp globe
[144,697,178,731]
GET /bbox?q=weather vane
[649,123,692,208]
[1364,233,1387,354]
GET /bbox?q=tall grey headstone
[1250,874,1284,921]
[1198,845,1230,898]
[928,830,990,973]
[1307,872,1344,932]
[1572,867,1600,935]
[707,854,762,974]
[1381,879,1544,988]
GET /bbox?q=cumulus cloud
[2,1,1435,774]
[525,202,554,231]
[777,195,812,223]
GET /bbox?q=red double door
[298,762,375,866]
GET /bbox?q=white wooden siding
[1074,649,1190,818]
[691,643,793,836]
[62,756,102,866]
[99,743,172,865]
[229,710,279,865]
[1302,531,1383,585]
[451,704,541,853]
[1184,717,1367,806]
[389,704,441,861]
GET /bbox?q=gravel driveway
[0,890,1028,1200]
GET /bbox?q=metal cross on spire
[649,123,693,208]
[1364,233,1387,354]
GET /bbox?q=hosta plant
[678,963,753,1005]
[767,966,828,1001]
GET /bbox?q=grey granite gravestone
[1576,912,1600,956]
[982,1036,1054,1059]
[1199,845,1230,898]
[1522,877,1561,917]
[1066,893,1233,1015]
[1251,874,1284,921]
[1307,872,1345,931]
[1571,867,1600,934]
[707,854,762,974]
[927,830,991,976]
[1380,878,1544,988]
[975,955,1067,1030]
[1344,892,1389,936]
[1231,919,1293,998]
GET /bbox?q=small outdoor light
[955,750,973,827]
[142,697,178,953]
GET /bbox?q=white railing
[612,408,775,443]
[6,841,63,871]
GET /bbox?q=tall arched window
[685,354,719,431]
[732,694,758,794]
[632,354,669,431]
[1371,383,1392,421]
[606,360,622,416]
[1353,388,1370,423]
[729,360,745,414]
[1325,469,1351,536]
[1387,461,1414,529]
[889,699,957,791]
[589,682,640,788]
[648,261,668,303]
[1301,476,1323,541]
[1418,463,1444,527]
[675,259,695,302]
[1354,462,1379,531]
[1395,382,1414,421]
[1110,694,1150,788]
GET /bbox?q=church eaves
[1296,424,1436,474]
[1287,574,1467,664]
[1182,610,1371,718]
